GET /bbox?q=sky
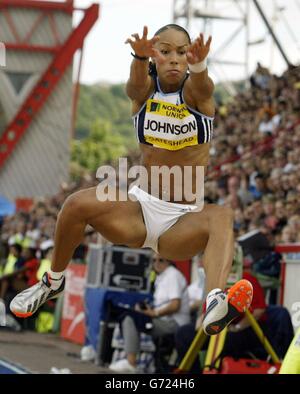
[73,0,300,85]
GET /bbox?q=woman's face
[154,29,189,84]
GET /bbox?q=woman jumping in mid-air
[10,24,253,338]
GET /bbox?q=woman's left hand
[186,33,212,64]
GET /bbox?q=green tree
[71,118,126,174]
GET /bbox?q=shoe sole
[227,279,253,313]
[204,279,253,335]
[12,311,33,318]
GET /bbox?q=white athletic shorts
[128,185,199,253]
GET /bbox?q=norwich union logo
[0,42,6,67]
[150,102,161,112]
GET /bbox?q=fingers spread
[194,33,212,47]
[142,26,148,39]
[151,35,160,45]
[131,33,140,41]
[199,33,204,46]
[206,35,212,47]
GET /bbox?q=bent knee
[60,190,92,218]
[62,192,82,212]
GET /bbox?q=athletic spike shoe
[10,272,65,318]
[202,279,253,335]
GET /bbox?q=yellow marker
[279,327,300,374]
[203,328,227,371]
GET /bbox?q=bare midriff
[136,142,210,204]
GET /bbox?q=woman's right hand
[125,26,162,60]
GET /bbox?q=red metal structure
[0,0,99,170]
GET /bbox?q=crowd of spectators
[206,63,300,246]
[0,177,98,259]
[0,177,98,325]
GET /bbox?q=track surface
[0,330,112,374]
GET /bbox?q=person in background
[36,240,54,281]
[0,243,26,302]
[109,255,190,373]
[22,244,40,288]
[187,261,206,321]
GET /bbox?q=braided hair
[149,24,191,76]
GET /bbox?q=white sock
[48,270,65,290]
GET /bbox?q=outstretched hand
[125,26,164,62]
[186,33,212,64]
